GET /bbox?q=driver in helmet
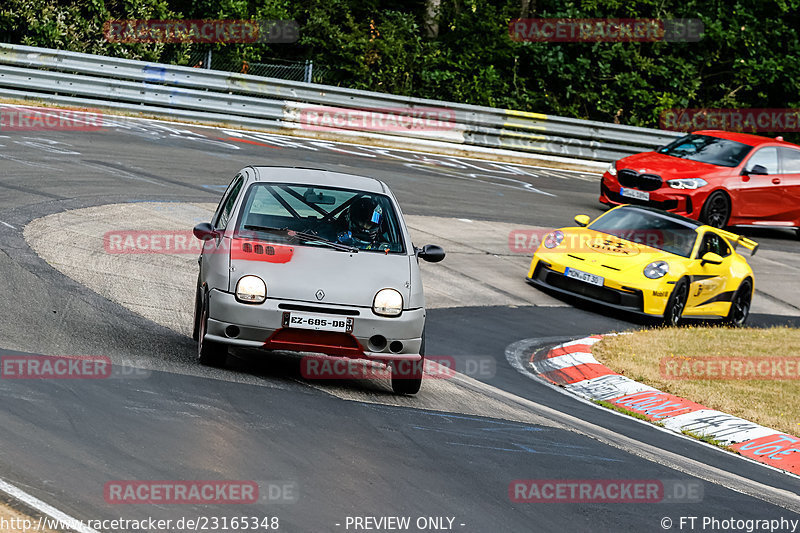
[337,196,387,250]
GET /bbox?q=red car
[599,130,800,234]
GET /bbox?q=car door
[735,146,784,220]
[777,147,800,225]
[201,173,245,291]
[685,231,733,316]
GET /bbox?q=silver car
[192,166,445,394]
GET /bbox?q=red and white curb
[530,335,800,476]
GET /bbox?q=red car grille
[617,169,663,191]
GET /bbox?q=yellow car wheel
[664,279,689,327]
[725,279,752,327]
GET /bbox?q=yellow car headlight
[644,261,669,279]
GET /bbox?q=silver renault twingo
[192,166,444,394]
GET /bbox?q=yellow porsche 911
[526,205,758,326]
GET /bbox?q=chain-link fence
[164,49,328,84]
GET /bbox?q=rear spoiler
[716,228,759,256]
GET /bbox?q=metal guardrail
[0,43,681,163]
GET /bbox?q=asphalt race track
[0,116,799,532]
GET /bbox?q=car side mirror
[417,244,445,263]
[743,164,768,176]
[574,214,591,227]
[193,222,220,241]
[700,252,723,266]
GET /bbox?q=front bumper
[206,289,423,361]
[527,257,671,317]
[599,174,696,216]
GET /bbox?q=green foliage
[2,0,800,131]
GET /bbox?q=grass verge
[592,327,800,437]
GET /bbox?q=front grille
[278,303,360,316]
[617,169,663,191]
[534,265,644,311]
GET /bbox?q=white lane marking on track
[0,477,101,533]
[13,138,79,155]
[0,104,603,177]
[0,220,15,229]
[0,153,58,170]
[403,162,557,196]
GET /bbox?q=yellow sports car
[526,205,758,326]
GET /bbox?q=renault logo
[315,289,325,300]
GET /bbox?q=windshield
[657,134,753,167]
[589,208,698,257]
[234,183,405,253]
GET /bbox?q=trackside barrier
[0,43,680,164]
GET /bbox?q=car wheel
[390,333,424,395]
[663,279,688,327]
[700,191,731,228]
[197,292,228,367]
[725,279,752,327]
[192,275,202,341]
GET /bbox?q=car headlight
[643,261,669,279]
[544,230,565,249]
[236,275,266,304]
[667,178,708,189]
[373,288,403,317]
[606,162,617,177]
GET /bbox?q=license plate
[282,312,354,333]
[620,187,649,201]
[564,267,604,287]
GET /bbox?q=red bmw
[599,130,800,234]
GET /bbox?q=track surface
[0,118,799,532]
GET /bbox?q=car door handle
[772,178,781,184]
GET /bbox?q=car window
[588,207,698,258]
[214,176,244,230]
[744,147,778,175]
[212,174,242,228]
[779,147,800,174]
[235,183,406,253]
[657,134,752,167]
[697,233,731,258]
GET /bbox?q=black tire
[725,279,752,327]
[390,332,424,395]
[700,191,731,228]
[192,275,202,341]
[197,292,228,367]
[663,279,689,327]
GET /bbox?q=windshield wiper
[243,225,358,253]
